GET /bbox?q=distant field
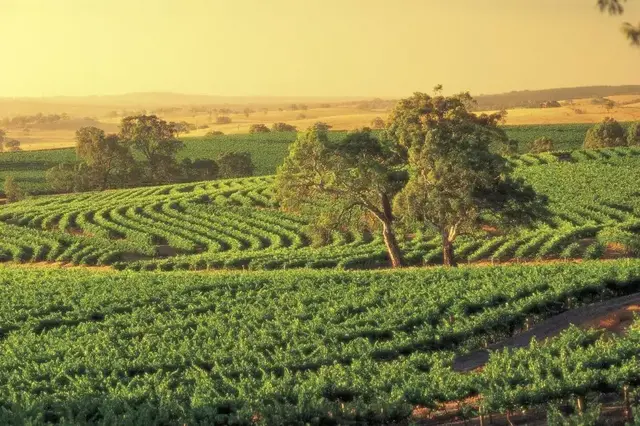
[0,122,632,195]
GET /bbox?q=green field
[0,124,600,196]
[1,260,640,424]
[0,146,639,271]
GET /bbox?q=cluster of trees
[289,104,308,111]
[45,115,254,193]
[248,123,299,133]
[0,113,70,128]
[0,131,21,152]
[584,117,640,148]
[276,89,548,267]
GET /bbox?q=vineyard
[0,123,599,196]
[0,146,639,271]
[1,261,640,423]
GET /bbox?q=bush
[370,117,385,129]
[530,137,554,153]
[217,152,254,178]
[628,122,640,146]
[216,116,232,124]
[181,158,219,181]
[249,124,270,134]
[3,176,25,202]
[584,117,627,149]
[584,241,606,259]
[205,130,224,137]
[271,122,297,132]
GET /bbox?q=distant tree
[261,108,269,115]
[539,100,561,108]
[3,176,25,202]
[530,136,554,153]
[605,99,616,112]
[5,140,21,152]
[181,158,219,181]
[198,124,209,130]
[299,104,308,111]
[271,122,297,132]
[219,108,232,115]
[278,107,284,112]
[205,130,225,137]
[311,122,332,132]
[217,152,254,178]
[320,103,331,108]
[596,0,640,45]
[243,107,255,118]
[296,113,307,120]
[584,117,628,149]
[628,122,640,145]
[249,124,270,133]
[276,128,406,267]
[119,115,184,184]
[370,117,385,129]
[172,121,191,137]
[501,139,520,156]
[289,104,299,111]
[216,116,232,124]
[386,91,548,267]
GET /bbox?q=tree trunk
[442,232,457,267]
[382,222,403,268]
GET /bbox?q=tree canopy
[584,117,628,149]
[597,0,640,45]
[276,127,406,267]
[386,90,548,266]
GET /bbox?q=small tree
[243,108,255,118]
[76,127,135,190]
[46,163,78,193]
[628,122,640,146]
[276,128,406,267]
[311,122,332,132]
[584,117,627,149]
[119,115,184,184]
[296,113,307,120]
[181,158,219,181]
[530,137,554,153]
[371,117,385,129]
[216,116,232,124]
[271,122,297,132]
[172,121,191,137]
[249,124,270,133]
[4,176,24,202]
[4,140,21,151]
[217,152,254,178]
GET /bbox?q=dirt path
[452,292,640,372]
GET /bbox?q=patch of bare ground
[604,242,631,259]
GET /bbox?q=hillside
[0,146,639,271]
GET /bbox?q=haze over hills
[1,85,640,118]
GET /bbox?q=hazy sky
[1,0,639,98]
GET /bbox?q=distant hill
[474,85,640,110]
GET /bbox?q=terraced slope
[0,147,639,270]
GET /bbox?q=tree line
[45,115,255,193]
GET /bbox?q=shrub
[530,137,554,153]
[217,152,254,178]
[271,122,297,132]
[216,116,232,124]
[205,130,224,137]
[3,176,25,202]
[249,124,270,134]
[584,117,627,149]
[370,117,385,129]
[628,122,640,146]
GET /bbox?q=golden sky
[1,0,639,98]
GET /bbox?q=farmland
[0,123,616,196]
[0,146,639,271]
[1,260,640,423]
